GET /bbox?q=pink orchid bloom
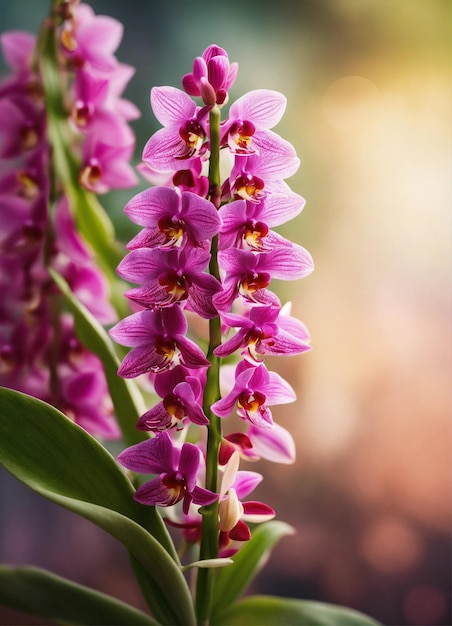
[0,96,45,158]
[117,432,218,514]
[58,358,118,439]
[53,316,119,439]
[0,31,35,76]
[221,89,288,156]
[104,63,141,121]
[214,304,311,362]
[226,139,300,203]
[79,136,138,193]
[214,244,314,312]
[52,196,116,324]
[218,192,305,251]
[211,360,296,429]
[142,86,209,172]
[109,306,209,377]
[117,247,222,319]
[136,364,208,431]
[70,68,136,145]
[124,186,221,251]
[60,3,123,75]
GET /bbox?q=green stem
[195,105,223,625]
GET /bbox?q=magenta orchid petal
[117,248,162,283]
[136,402,172,431]
[233,471,263,499]
[181,191,222,241]
[175,334,210,369]
[110,307,199,376]
[179,443,201,493]
[241,501,275,523]
[120,433,217,512]
[248,422,296,464]
[125,186,221,246]
[265,370,297,404]
[229,520,251,542]
[182,72,200,97]
[278,310,311,342]
[208,54,229,92]
[186,272,223,319]
[262,328,311,357]
[161,304,188,335]
[191,486,219,507]
[242,404,274,429]
[185,401,210,426]
[213,328,248,357]
[255,192,306,227]
[245,135,300,180]
[119,247,221,316]
[229,90,287,130]
[117,435,176,475]
[109,310,159,347]
[143,127,198,171]
[211,390,241,418]
[0,31,35,72]
[153,365,195,398]
[126,228,168,250]
[150,86,197,127]
[117,344,172,378]
[53,196,90,265]
[134,476,177,507]
[256,243,314,281]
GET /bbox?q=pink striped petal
[229,90,286,130]
[151,86,197,126]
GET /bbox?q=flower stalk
[196,103,222,624]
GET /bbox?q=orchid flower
[214,244,314,311]
[211,360,296,429]
[109,306,209,377]
[137,365,209,431]
[215,303,311,362]
[117,246,222,318]
[124,186,221,251]
[142,86,209,172]
[117,431,218,514]
[221,89,287,156]
[59,2,123,74]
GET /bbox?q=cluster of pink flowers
[59,0,139,193]
[0,2,138,437]
[113,45,314,556]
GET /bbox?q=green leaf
[211,520,294,619]
[49,268,148,448]
[0,565,157,625]
[212,596,382,626]
[0,388,195,626]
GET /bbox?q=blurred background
[0,1,450,624]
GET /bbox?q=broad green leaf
[0,565,156,625]
[211,520,294,619]
[0,388,195,625]
[49,268,148,448]
[213,595,382,626]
